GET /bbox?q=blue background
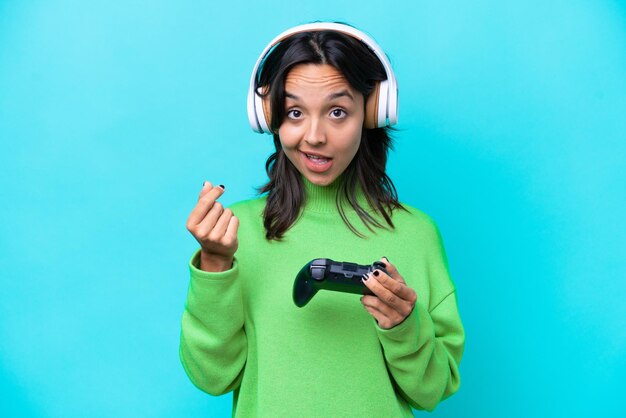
[1,0,625,417]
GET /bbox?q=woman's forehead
[284,63,354,96]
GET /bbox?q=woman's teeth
[306,154,330,163]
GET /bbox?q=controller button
[311,266,325,280]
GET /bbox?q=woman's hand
[361,257,418,329]
[186,181,239,272]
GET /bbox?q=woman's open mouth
[300,151,333,173]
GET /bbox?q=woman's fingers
[224,216,240,244]
[361,295,395,317]
[364,270,417,307]
[362,303,385,326]
[361,295,401,329]
[211,208,233,239]
[198,181,213,198]
[361,265,418,326]
[187,184,225,227]
[379,257,405,284]
[185,181,239,259]
[196,201,225,237]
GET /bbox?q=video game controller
[293,258,389,307]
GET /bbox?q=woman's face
[278,63,364,186]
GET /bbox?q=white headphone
[247,22,399,134]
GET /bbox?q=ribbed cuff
[375,301,429,343]
[188,249,238,281]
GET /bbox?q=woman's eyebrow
[327,90,354,101]
[285,90,354,101]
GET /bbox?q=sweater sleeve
[375,216,465,411]
[179,249,247,396]
[375,291,464,411]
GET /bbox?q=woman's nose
[304,118,326,145]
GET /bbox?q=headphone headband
[247,22,399,134]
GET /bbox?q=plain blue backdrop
[1,0,625,417]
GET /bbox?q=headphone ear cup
[261,91,272,132]
[364,80,390,129]
[364,81,381,129]
[254,86,272,134]
[376,79,389,128]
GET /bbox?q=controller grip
[293,262,317,307]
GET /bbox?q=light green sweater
[179,177,465,417]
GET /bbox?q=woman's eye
[330,109,347,119]
[287,109,302,119]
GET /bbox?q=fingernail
[373,270,380,277]
[362,274,369,281]
[383,256,390,263]
[202,181,207,188]
[218,184,225,190]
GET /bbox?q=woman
[180,22,465,417]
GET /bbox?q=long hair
[255,27,406,240]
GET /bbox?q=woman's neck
[301,174,370,213]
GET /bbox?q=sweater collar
[301,174,370,214]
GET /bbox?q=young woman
[180,23,465,417]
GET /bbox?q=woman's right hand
[186,181,240,272]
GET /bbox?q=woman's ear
[364,81,380,129]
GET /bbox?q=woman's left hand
[361,257,418,329]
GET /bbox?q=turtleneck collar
[301,174,371,214]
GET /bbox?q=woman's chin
[302,172,337,187]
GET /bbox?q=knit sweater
[179,177,465,417]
